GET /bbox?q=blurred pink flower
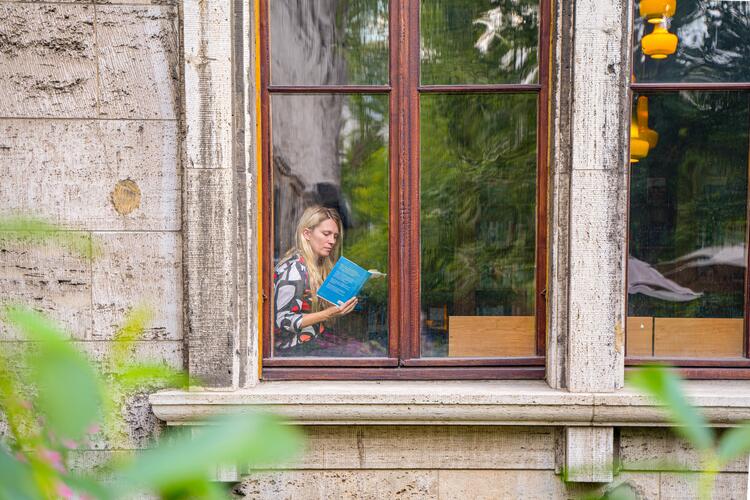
[39,448,65,473]
[56,481,74,499]
[61,439,78,450]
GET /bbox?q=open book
[316,256,384,306]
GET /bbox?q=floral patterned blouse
[273,254,327,350]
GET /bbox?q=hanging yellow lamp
[642,23,678,59]
[636,96,659,149]
[639,0,677,24]
[630,120,650,163]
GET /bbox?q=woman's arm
[299,297,358,328]
[275,259,358,333]
[274,261,307,334]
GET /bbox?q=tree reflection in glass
[628,92,750,358]
[270,0,389,86]
[272,94,389,357]
[420,0,539,85]
[420,94,538,357]
[633,0,750,83]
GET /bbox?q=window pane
[272,94,389,357]
[270,0,389,85]
[420,0,539,85]
[420,94,537,357]
[633,0,750,83]
[627,92,749,358]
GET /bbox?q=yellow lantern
[642,24,678,59]
[640,0,677,24]
[636,96,659,149]
[630,121,650,163]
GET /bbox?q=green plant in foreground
[584,366,750,500]
[626,366,750,500]
[0,306,302,499]
[0,217,302,499]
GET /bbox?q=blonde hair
[284,205,343,308]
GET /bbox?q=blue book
[317,256,373,306]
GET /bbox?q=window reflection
[627,92,749,358]
[420,94,538,357]
[272,94,389,357]
[633,0,750,83]
[420,0,539,85]
[270,0,389,85]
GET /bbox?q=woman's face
[304,218,339,259]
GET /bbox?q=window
[260,0,550,379]
[626,0,750,376]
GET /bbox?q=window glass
[270,0,389,85]
[627,92,749,358]
[420,0,539,85]
[420,93,538,357]
[272,94,389,357]
[633,0,750,83]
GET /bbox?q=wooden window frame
[625,7,750,379]
[259,0,551,380]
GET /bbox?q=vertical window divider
[388,0,402,361]
[744,101,750,358]
[259,0,272,361]
[406,0,422,360]
[535,0,552,357]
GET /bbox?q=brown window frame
[259,0,551,380]
[625,5,750,379]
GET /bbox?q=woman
[273,205,358,355]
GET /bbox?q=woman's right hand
[325,297,358,319]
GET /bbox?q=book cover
[316,256,372,306]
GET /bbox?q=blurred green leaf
[628,366,714,451]
[158,478,228,500]
[717,424,750,464]
[60,473,115,500]
[115,364,189,392]
[112,412,302,496]
[0,447,37,500]
[4,305,102,441]
[0,215,99,260]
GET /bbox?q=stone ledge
[149,380,750,427]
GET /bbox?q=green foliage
[0,217,302,499]
[112,413,301,499]
[565,366,750,500]
[4,307,102,442]
[0,215,99,260]
[627,365,750,500]
[628,365,714,451]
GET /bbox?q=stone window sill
[149,380,750,427]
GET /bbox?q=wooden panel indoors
[653,317,744,358]
[448,316,536,357]
[626,316,654,356]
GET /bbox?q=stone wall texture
[0,0,182,458]
[231,426,748,499]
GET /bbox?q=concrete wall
[0,0,182,459]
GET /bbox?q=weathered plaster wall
[0,0,183,461]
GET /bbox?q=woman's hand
[324,297,358,320]
[299,297,358,328]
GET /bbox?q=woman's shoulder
[275,253,307,274]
